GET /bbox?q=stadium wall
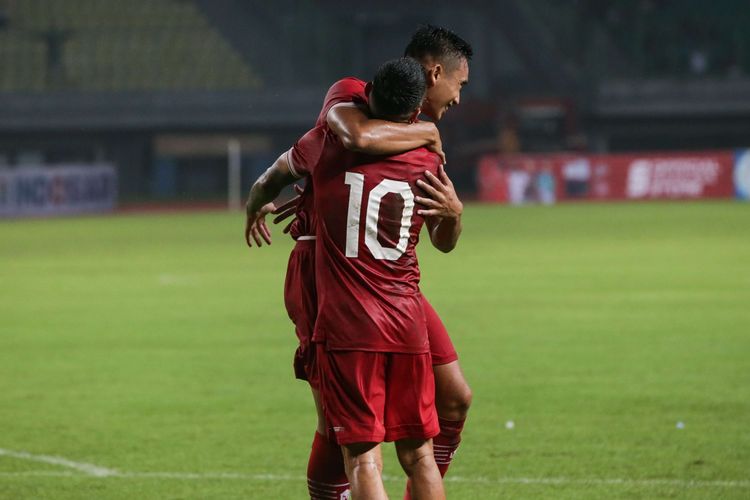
[0,164,117,217]
[477,149,750,204]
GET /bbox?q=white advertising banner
[0,164,117,218]
[735,149,750,200]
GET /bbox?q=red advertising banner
[477,150,738,204]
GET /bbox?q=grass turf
[1,201,748,499]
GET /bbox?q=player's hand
[272,184,303,234]
[245,202,276,248]
[426,124,447,165]
[415,164,463,220]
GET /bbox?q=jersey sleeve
[316,78,367,126]
[287,125,327,178]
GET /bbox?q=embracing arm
[417,165,463,253]
[327,103,446,163]
[244,152,299,247]
[425,213,462,253]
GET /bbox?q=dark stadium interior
[1,0,749,202]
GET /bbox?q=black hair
[370,57,426,120]
[404,24,473,66]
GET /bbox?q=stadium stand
[522,0,750,79]
[591,0,750,78]
[0,0,748,203]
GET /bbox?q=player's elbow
[330,120,370,151]
[431,237,457,253]
[327,106,370,152]
[339,130,370,152]
[430,219,462,253]
[438,242,457,253]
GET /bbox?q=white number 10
[344,172,414,261]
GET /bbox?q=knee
[437,385,473,420]
[401,452,433,476]
[350,456,381,472]
[342,444,382,471]
[396,443,433,475]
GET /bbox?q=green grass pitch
[1,201,749,499]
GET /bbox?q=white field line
[0,448,118,477]
[0,471,78,477]
[1,448,748,489]
[442,476,750,489]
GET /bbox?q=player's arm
[245,126,324,247]
[244,152,299,247]
[271,184,304,234]
[417,165,463,253]
[425,214,462,253]
[327,103,446,164]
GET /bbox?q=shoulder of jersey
[402,146,441,162]
[331,76,364,87]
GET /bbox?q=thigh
[285,242,318,382]
[384,353,440,442]
[318,345,388,445]
[284,241,317,343]
[310,387,327,435]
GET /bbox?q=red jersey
[288,125,441,353]
[289,78,367,240]
[315,77,368,127]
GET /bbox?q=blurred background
[0,0,749,216]
[2,4,749,498]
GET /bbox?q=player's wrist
[448,201,463,219]
[246,200,262,218]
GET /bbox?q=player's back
[310,129,441,353]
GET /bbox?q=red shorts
[317,344,440,445]
[422,296,458,365]
[283,239,319,388]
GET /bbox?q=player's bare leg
[404,360,471,499]
[395,438,445,500]
[341,442,387,500]
[311,387,327,435]
[433,360,472,473]
[434,360,472,421]
[308,388,350,499]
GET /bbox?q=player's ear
[425,63,441,87]
[409,108,421,123]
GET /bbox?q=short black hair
[404,24,473,66]
[370,57,426,120]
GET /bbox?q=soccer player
[248,25,472,499]
[246,57,450,499]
